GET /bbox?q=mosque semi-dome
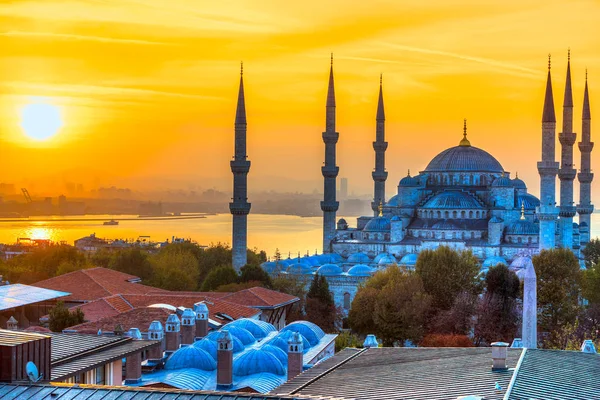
[378,254,397,265]
[399,253,418,267]
[287,264,312,275]
[347,264,374,277]
[517,193,541,210]
[317,264,343,276]
[363,216,391,232]
[423,191,483,209]
[492,175,512,187]
[347,252,371,264]
[399,173,419,187]
[424,145,504,173]
[506,220,538,235]
[512,175,527,189]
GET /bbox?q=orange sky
[0,0,598,200]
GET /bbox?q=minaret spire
[577,69,594,249]
[372,74,388,215]
[558,50,577,249]
[321,55,340,253]
[230,63,251,271]
[538,54,560,250]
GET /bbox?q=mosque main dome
[424,145,504,173]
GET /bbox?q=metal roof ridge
[51,335,132,365]
[503,348,527,400]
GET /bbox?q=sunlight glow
[27,227,53,241]
[20,102,63,141]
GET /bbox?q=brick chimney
[147,320,165,361]
[194,302,209,340]
[124,351,142,384]
[180,308,196,346]
[6,316,17,330]
[491,342,509,371]
[217,330,233,389]
[165,314,181,353]
[287,332,303,380]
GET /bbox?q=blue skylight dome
[232,349,285,377]
[347,252,371,263]
[363,216,391,232]
[347,264,374,277]
[165,346,217,371]
[205,330,245,353]
[374,253,390,263]
[266,330,311,353]
[281,321,325,346]
[399,253,418,267]
[223,318,275,340]
[482,256,507,268]
[317,264,343,276]
[225,326,256,345]
[492,175,512,187]
[424,145,504,173]
[287,264,312,275]
[192,338,218,359]
[423,191,482,209]
[317,253,343,264]
[261,344,288,366]
[303,256,321,267]
[378,254,397,266]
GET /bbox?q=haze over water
[1,213,599,259]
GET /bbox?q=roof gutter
[503,348,527,400]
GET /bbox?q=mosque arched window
[469,210,473,219]
[343,293,351,310]
[518,237,522,244]
[441,232,445,239]
[437,211,442,218]
[528,237,532,244]
[445,211,449,219]
[481,176,488,186]
[365,234,369,240]
[461,211,466,218]
[452,211,457,218]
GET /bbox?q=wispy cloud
[1,30,174,46]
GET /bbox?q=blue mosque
[231,54,593,309]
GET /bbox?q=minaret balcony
[229,202,251,215]
[559,132,577,146]
[372,171,388,181]
[536,205,559,220]
[578,142,595,153]
[578,172,594,183]
[559,206,577,218]
[576,204,594,215]
[322,166,339,178]
[320,201,339,212]
[372,141,388,151]
[322,131,339,143]
[230,160,251,174]
[558,167,577,180]
[537,161,559,175]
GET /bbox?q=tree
[335,331,363,352]
[271,275,308,322]
[239,264,272,288]
[349,266,431,346]
[583,262,600,305]
[48,301,85,332]
[432,291,478,335]
[197,243,233,285]
[201,265,238,291]
[150,248,199,291]
[533,249,582,344]
[305,274,337,332]
[582,238,600,269]
[416,246,481,312]
[420,334,473,347]
[109,248,152,280]
[474,264,520,345]
[216,280,264,292]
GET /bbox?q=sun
[20,102,63,141]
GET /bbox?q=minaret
[577,69,594,246]
[321,54,340,253]
[230,63,251,271]
[371,74,388,216]
[558,50,577,249]
[537,55,560,250]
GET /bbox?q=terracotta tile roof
[105,294,135,313]
[122,294,260,320]
[146,290,230,298]
[222,286,300,309]
[68,307,174,334]
[72,299,123,323]
[33,267,166,302]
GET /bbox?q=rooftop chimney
[126,328,142,340]
[363,334,378,348]
[165,314,181,353]
[491,342,509,371]
[287,332,303,381]
[180,308,196,345]
[581,339,597,354]
[124,351,142,384]
[194,302,209,340]
[6,316,17,330]
[217,330,233,389]
[147,320,165,361]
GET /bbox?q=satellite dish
[26,361,42,383]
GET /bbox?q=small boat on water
[103,220,119,226]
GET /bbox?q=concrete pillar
[217,330,233,389]
[147,320,164,360]
[180,308,196,345]
[287,332,304,381]
[194,302,209,340]
[165,314,180,353]
[124,352,142,384]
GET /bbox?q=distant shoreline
[0,214,212,223]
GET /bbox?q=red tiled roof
[24,326,52,333]
[33,267,166,302]
[222,287,299,309]
[146,290,230,299]
[72,299,123,323]
[105,294,134,313]
[122,294,260,320]
[68,307,173,334]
